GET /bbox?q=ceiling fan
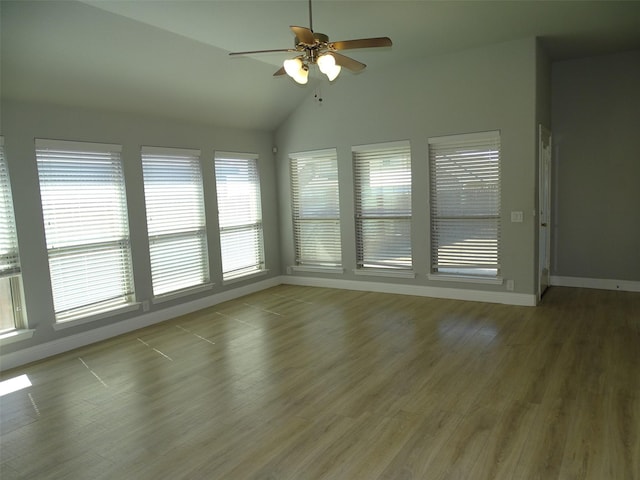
[228,0,392,84]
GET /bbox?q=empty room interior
[1,1,639,478]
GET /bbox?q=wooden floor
[1,286,639,479]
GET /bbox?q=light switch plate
[511,211,524,223]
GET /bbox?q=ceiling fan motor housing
[312,32,329,44]
[295,32,331,61]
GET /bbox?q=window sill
[290,265,344,274]
[428,273,503,285]
[354,268,416,279]
[53,303,140,331]
[152,283,214,305]
[0,329,35,346]
[223,269,269,286]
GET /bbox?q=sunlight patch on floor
[0,373,31,396]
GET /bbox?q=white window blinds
[0,138,20,279]
[289,149,342,267]
[36,139,135,322]
[142,146,209,296]
[353,142,412,270]
[429,131,501,277]
[214,152,264,281]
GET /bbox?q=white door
[538,125,552,301]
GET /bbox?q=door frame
[538,124,552,302]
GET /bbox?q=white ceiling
[2,1,640,131]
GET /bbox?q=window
[353,142,412,270]
[142,147,210,297]
[36,139,135,322]
[0,138,26,332]
[429,131,501,278]
[289,149,342,268]
[214,152,264,281]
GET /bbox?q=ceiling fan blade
[273,66,286,76]
[332,52,366,72]
[330,37,392,51]
[229,48,295,56]
[290,25,316,45]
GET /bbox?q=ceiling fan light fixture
[317,53,335,73]
[325,64,341,81]
[284,57,303,77]
[283,57,309,84]
[294,66,309,84]
[318,53,341,81]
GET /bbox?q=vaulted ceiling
[2,1,640,131]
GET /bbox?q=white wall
[275,37,540,298]
[0,100,280,363]
[551,50,640,283]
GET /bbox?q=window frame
[0,137,28,335]
[214,151,265,282]
[141,146,210,298]
[428,131,502,282]
[353,141,413,273]
[36,139,136,323]
[289,148,342,270]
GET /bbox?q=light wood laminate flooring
[1,285,639,479]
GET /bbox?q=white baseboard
[281,275,537,307]
[550,275,640,292]
[0,277,281,372]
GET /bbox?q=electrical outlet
[506,280,514,291]
[142,300,150,312]
[510,211,524,223]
